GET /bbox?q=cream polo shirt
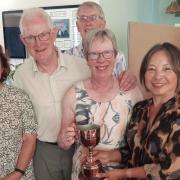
[13,51,90,142]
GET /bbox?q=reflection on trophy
[78,124,103,179]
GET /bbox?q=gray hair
[77,1,105,20]
[83,28,118,60]
[19,7,53,34]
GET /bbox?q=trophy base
[79,160,105,180]
[79,172,105,180]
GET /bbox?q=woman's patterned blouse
[71,81,142,180]
[0,85,37,179]
[120,95,180,180]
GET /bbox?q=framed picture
[2,5,80,59]
[54,19,70,38]
[45,5,80,50]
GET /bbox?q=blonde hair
[83,28,118,60]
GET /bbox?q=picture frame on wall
[55,19,70,38]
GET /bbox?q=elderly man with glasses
[65,1,136,91]
[13,7,90,180]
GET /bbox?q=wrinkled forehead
[21,15,51,34]
[22,16,50,35]
[78,5,101,16]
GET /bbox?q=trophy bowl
[78,124,103,179]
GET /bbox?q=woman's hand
[96,169,123,180]
[97,167,147,180]
[58,123,76,150]
[92,149,121,164]
[92,150,112,164]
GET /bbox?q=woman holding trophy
[57,28,142,180]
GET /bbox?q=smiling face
[76,5,106,40]
[87,38,115,80]
[145,50,177,101]
[20,15,58,64]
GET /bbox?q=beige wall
[128,22,180,98]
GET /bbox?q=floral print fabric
[71,81,142,180]
[0,85,37,179]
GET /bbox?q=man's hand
[118,70,137,91]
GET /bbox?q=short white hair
[19,7,53,34]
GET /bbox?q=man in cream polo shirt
[13,7,89,180]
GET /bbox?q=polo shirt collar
[57,50,66,69]
[31,49,67,74]
[31,56,38,72]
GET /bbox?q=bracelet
[14,167,25,175]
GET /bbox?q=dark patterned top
[120,95,180,180]
[0,85,37,179]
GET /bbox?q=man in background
[65,1,136,89]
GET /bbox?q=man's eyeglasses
[88,50,115,60]
[77,15,104,22]
[23,30,51,44]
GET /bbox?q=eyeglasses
[77,15,104,22]
[23,30,51,44]
[88,50,115,60]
